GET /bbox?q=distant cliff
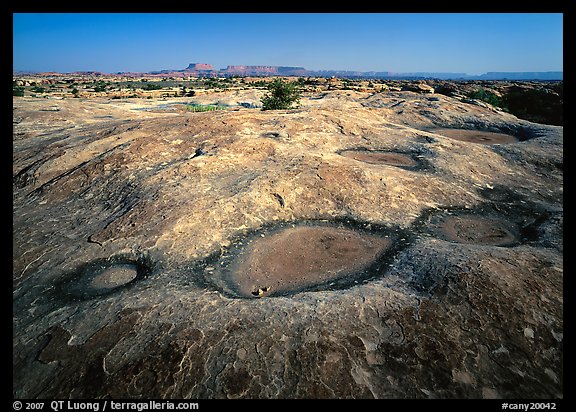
[220,65,307,76]
[142,63,563,80]
[476,72,563,80]
[186,63,214,71]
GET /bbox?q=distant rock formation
[220,65,307,76]
[16,64,564,81]
[186,63,214,71]
[106,63,567,81]
[476,71,563,80]
[401,82,435,94]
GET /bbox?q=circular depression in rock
[339,149,432,171]
[60,256,152,300]
[433,128,519,144]
[87,264,139,291]
[232,226,391,297]
[204,222,407,298]
[433,215,519,246]
[341,149,418,167]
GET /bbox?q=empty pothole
[87,264,138,290]
[435,215,519,246]
[416,207,521,247]
[200,219,412,298]
[58,255,153,300]
[432,128,519,144]
[338,148,431,171]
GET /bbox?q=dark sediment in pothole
[87,264,138,290]
[338,148,431,171]
[199,219,412,298]
[434,215,519,246]
[231,226,390,297]
[476,185,563,249]
[57,255,153,301]
[432,128,519,144]
[413,206,522,247]
[413,199,563,248]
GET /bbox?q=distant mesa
[19,63,563,81]
[186,63,214,71]
[181,64,308,77]
[167,64,563,80]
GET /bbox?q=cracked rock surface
[13,90,562,398]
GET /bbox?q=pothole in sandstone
[416,207,521,247]
[58,255,153,300]
[338,148,431,171]
[431,128,519,144]
[435,215,518,246]
[87,264,138,290]
[198,219,412,298]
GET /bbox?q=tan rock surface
[13,89,562,398]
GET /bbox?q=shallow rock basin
[62,259,145,300]
[87,264,139,291]
[433,128,519,144]
[434,215,519,246]
[340,149,418,167]
[225,225,392,297]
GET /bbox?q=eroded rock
[13,89,563,399]
[432,128,520,144]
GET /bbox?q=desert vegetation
[464,83,563,126]
[12,65,564,399]
[260,78,301,110]
[11,73,563,125]
[185,103,226,112]
[467,88,504,108]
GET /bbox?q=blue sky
[13,13,563,74]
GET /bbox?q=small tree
[261,79,301,110]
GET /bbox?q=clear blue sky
[13,13,563,74]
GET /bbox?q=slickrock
[13,88,562,398]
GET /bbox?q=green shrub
[185,104,225,112]
[180,86,195,97]
[251,80,268,88]
[261,79,301,110]
[13,86,25,97]
[467,88,504,108]
[92,81,108,92]
[145,83,163,91]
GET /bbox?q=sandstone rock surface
[13,89,563,398]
